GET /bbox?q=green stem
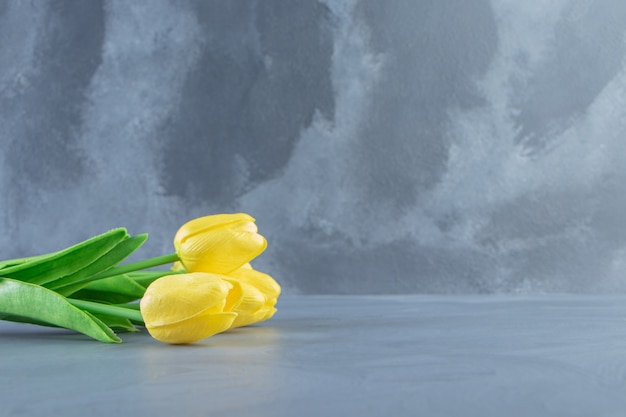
[69,299,144,324]
[92,253,180,280]
[128,270,185,288]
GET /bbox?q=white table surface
[2,294,626,417]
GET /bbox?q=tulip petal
[170,261,186,272]
[140,273,232,326]
[173,213,267,275]
[259,307,277,322]
[174,213,256,246]
[223,278,243,312]
[146,312,237,344]
[179,227,266,273]
[229,268,281,302]
[222,278,268,328]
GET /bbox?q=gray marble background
[1,0,626,294]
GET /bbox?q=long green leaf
[66,270,176,304]
[68,299,144,325]
[67,274,147,304]
[0,229,128,286]
[0,313,62,328]
[127,270,181,288]
[49,233,149,295]
[92,313,139,333]
[0,278,121,343]
[0,255,44,271]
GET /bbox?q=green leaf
[67,274,147,304]
[0,256,43,271]
[0,278,121,343]
[81,253,179,283]
[67,298,144,325]
[0,313,62,328]
[0,229,128,286]
[127,270,176,288]
[49,233,149,295]
[67,270,176,304]
[92,313,139,333]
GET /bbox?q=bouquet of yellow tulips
[0,213,280,344]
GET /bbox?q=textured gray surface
[2,1,626,294]
[3,295,626,417]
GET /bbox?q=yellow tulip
[174,213,267,275]
[170,261,186,272]
[224,266,281,328]
[140,273,240,344]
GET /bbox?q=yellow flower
[170,261,186,272]
[174,213,267,275]
[140,273,239,344]
[224,266,281,328]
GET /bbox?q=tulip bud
[140,273,239,344]
[224,266,281,327]
[174,213,267,275]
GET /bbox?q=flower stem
[69,299,144,324]
[90,253,180,281]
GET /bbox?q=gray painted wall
[1,0,626,294]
